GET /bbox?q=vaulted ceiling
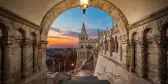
[0,0,168,25]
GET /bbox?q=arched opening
[160,22,168,83]
[115,36,118,52]
[0,22,8,84]
[130,32,138,73]
[142,28,152,79]
[41,0,129,75]
[110,37,115,53]
[31,32,38,73]
[87,44,93,49]
[81,45,83,48]
[105,39,108,53]
[46,6,114,73]
[14,28,26,82]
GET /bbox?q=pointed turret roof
[81,22,88,35]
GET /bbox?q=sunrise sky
[47,7,113,48]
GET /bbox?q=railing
[67,51,95,76]
[81,51,94,69]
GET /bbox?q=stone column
[21,39,30,78]
[139,41,148,78]
[39,41,48,70]
[33,41,38,73]
[155,40,167,84]
[129,41,135,72]
[109,39,112,56]
[1,37,14,84]
[103,40,105,53]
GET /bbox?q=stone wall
[94,6,168,84]
[0,7,47,84]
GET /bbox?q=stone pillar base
[22,70,29,78]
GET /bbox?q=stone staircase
[58,76,111,84]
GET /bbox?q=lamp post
[80,0,89,14]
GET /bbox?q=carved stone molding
[128,6,168,29]
[0,37,15,46]
[38,40,48,49]
[22,39,31,46]
[0,6,41,30]
[39,40,48,45]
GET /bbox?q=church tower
[79,22,88,42]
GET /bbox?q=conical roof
[81,22,88,35]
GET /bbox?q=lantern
[80,0,89,14]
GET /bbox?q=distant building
[76,23,97,68]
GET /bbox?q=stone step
[71,76,98,80]
[58,80,111,84]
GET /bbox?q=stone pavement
[74,70,94,76]
[58,70,111,84]
[46,72,70,84]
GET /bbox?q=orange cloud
[47,37,78,48]
[47,28,80,48]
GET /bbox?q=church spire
[81,22,88,35]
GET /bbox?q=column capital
[38,40,48,49]
[32,40,39,46]
[0,37,15,45]
[39,40,48,45]
[130,41,135,46]
[139,41,148,47]
[154,40,166,48]
[23,39,31,45]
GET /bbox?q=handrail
[81,51,94,68]
[96,72,124,80]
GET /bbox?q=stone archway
[141,28,152,78]
[40,0,128,41]
[130,32,137,73]
[14,28,27,83]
